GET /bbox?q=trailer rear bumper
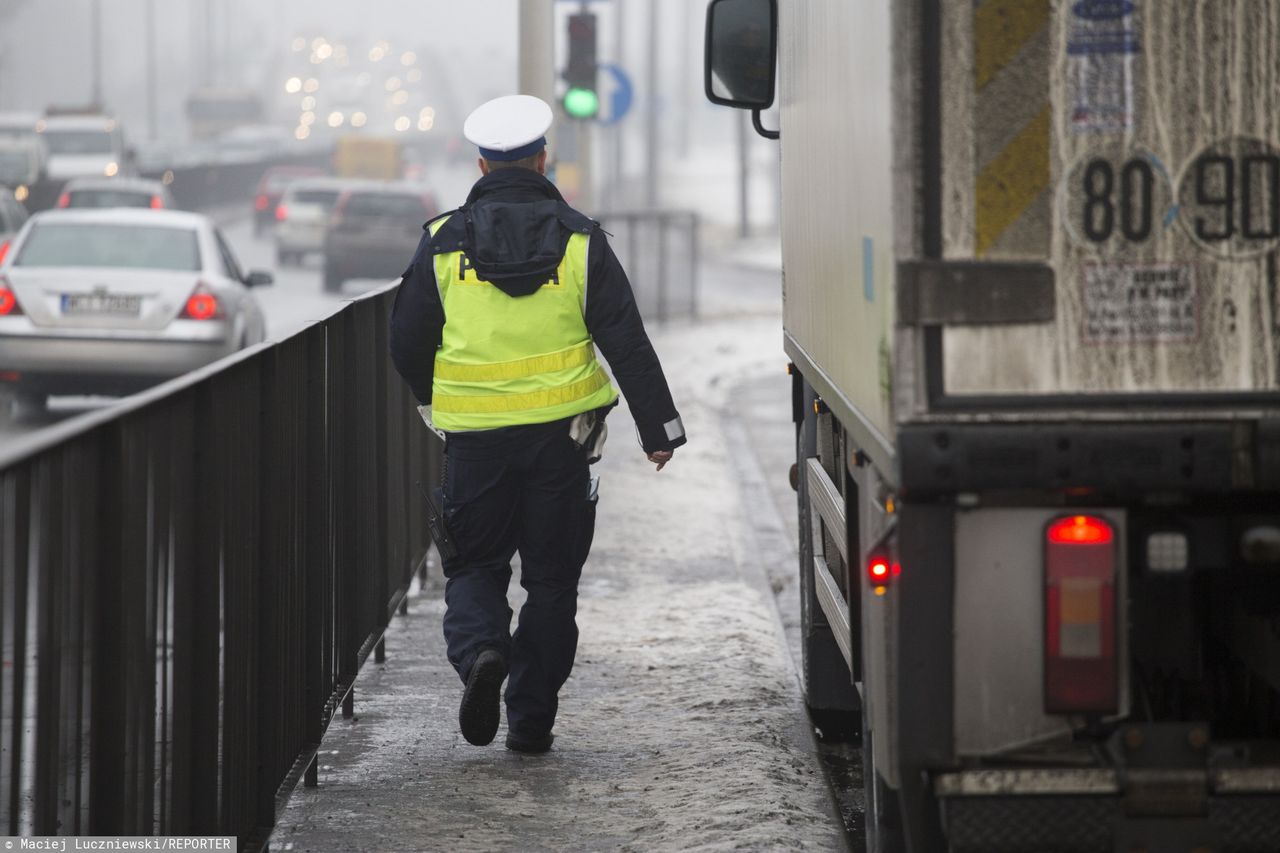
[934,768,1280,853]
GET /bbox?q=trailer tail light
[867,555,900,597]
[0,240,9,266]
[1045,515,1118,714]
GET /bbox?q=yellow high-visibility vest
[429,217,618,431]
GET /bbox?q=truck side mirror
[704,0,779,140]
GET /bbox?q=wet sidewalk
[268,293,844,851]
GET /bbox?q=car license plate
[61,293,142,317]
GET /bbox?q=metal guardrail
[140,150,332,212]
[597,209,700,323]
[0,282,439,847]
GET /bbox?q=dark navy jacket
[388,168,687,455]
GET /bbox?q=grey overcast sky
[0,0,519,142]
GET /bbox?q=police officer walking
[389,95,687,754]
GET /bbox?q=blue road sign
[598,63,633,126]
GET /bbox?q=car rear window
[265,171,315,191]
[343,193,426,218]
[292,189,340,207]
[67,190,153,209]
[15,222,201,271]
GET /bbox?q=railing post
[304,757,318,789]
[88,429,125,835]
[1,469,32,836]
[188,388,222,835]
[303,325,329,769]
[168,396,197,833]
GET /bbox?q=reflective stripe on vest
[429,217,618,431]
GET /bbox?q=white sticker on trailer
[1082,263,1197,343]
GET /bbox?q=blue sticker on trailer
[1068,0,1140,55]
[1068,0,1141,132]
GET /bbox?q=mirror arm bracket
[752,109,780,141]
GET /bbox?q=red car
[252,165,323,236]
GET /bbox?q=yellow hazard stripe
[432,369,609,414]
[434,341,594,382]
[973,0,1051,90]
[975,105,1050,257]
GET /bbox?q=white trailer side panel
[779,0,898,442]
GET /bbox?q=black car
[322,184,437,293]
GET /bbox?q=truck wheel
[797,379,862,741]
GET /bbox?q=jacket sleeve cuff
[636,415,687,454]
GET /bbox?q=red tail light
[0,277,21,316]
[867,556,900,587]
[0,240,9,266]
[57,192,71,208]
[150,195,164,209]
[275,204,288,221]
[254,194,269,211]
[1045,515,1118,714]
[181,285,220,321]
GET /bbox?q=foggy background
[0,0,779,232]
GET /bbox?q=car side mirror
[704,0,779,140]
[245,270,273,287]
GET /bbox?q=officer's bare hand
[647,450,673,471]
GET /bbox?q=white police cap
[463,95,553,161]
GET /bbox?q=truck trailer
[706,1,1280,850]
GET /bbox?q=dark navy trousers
[439,420,596,737]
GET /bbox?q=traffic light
[563,12,599,120]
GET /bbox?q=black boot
[505,730,555,754]
[459,650,507,746]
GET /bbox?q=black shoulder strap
[424,207,467,253]
[557,202,598,236]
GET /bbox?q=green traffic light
[564,87,599,119]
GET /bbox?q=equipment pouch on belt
[570,408,610,464]
[417,480,459,562]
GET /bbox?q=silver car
[274,177,355,266]
[0,208,271,416]
[57,176,176,210]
